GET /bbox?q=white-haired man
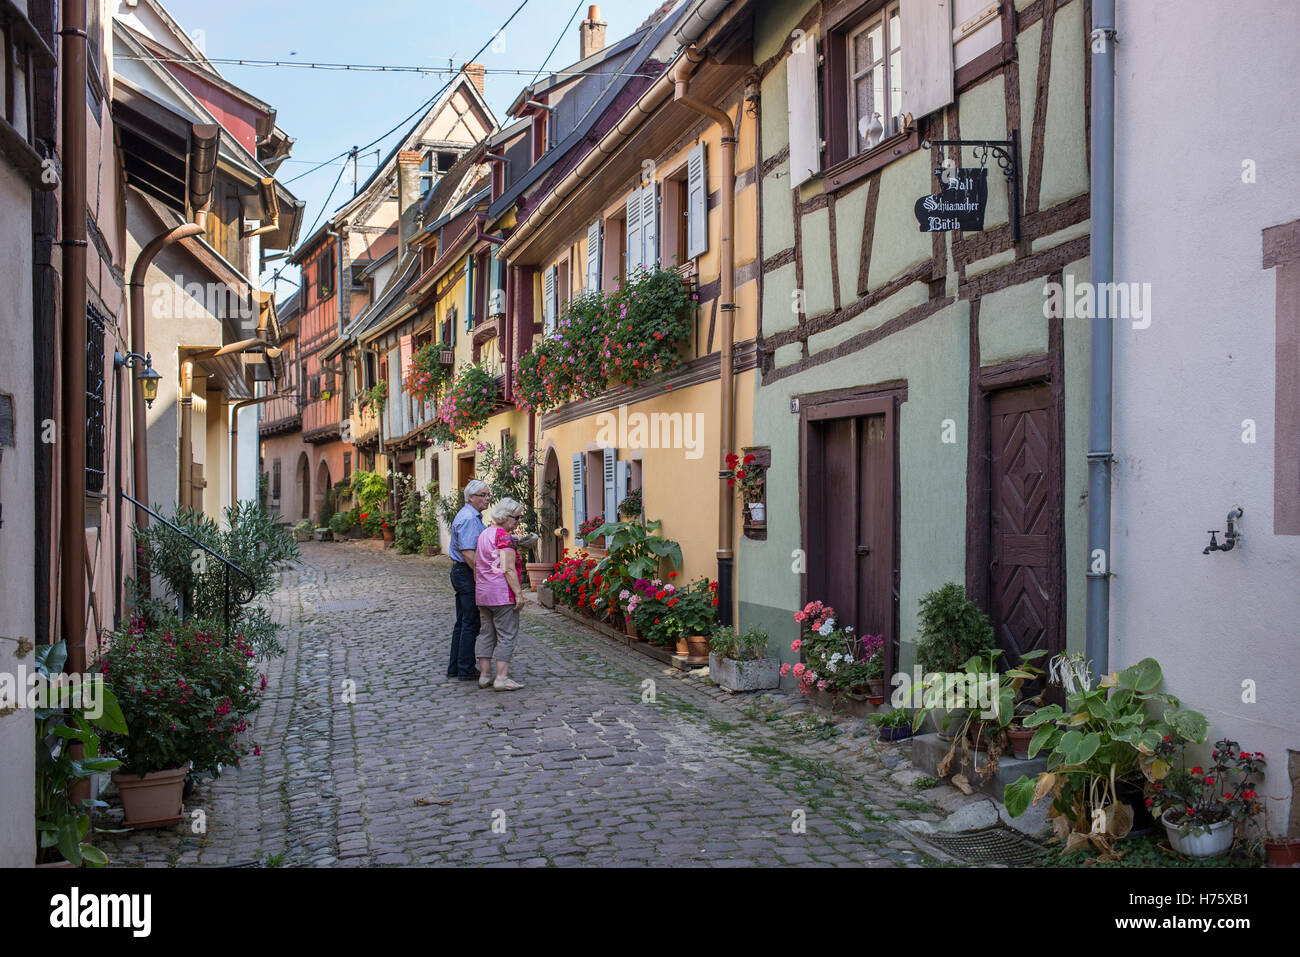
[447,479,490,680]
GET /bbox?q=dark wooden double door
[803,396,898,673]
[986,384,1062,667]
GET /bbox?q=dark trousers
[448,561,480,676]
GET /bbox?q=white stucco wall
[1112,1,1300,833]
[0,164,35,867]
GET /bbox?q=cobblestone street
[103,542,954,867]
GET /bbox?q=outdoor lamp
[116,351,163,409]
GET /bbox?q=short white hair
[489,497,524,524]
[464,479,490,497]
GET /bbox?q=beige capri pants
[475,604,520,663]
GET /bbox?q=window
[814,0,954,183]
[419,152,436,199]
[318,246,336,301]
[86,304,107,495]
[343,452,352,481]
[847,4,902,154]
[272,460,282,500]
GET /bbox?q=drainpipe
[60,0,87,673]
[673,46,736,626]
[128,119,217,531]
[1086,0,1117,676]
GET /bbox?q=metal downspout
[60,0,87,674]
[1086,0,1117,675]
[673,47,737,626]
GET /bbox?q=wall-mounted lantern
[115,351,163,409]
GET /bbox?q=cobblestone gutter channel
[100,543,989,868]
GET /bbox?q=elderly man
[447,479,491,680]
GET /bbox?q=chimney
[579,5,606,59]
[396,150,423,256]
[462,61,485,95]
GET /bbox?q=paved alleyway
[103,543,950,867]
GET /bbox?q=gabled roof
[487,3,686,222]
[504,26,649,117]
[290,68,495,263]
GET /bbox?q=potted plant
[660,578,718,658]
[725,452,766,522]
[577,513,607,556]
[617,487,643,521]
[34,641,126,866]
[328,511,351,540]
[709,625,779,692]
[1149,737,1264,859]
[1004,655,1209,860]
[293,519,312,543]
[912,583,996,738]
[97,618,263,829]
[870,707,915,742]
[394,476,422,554]
[420,483,441,556]
[377,512,395,543]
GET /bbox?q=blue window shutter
[602,447,617,547]
[687,142,708,259]
[572,453,586,546]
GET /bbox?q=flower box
[708,653,780,693]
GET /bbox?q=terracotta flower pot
[675,637,690,656]
[623,617,640,640]
[1265,838,1300,868]
[1007,725,1036,760]
[685,635,710,658]
[526,562,551,591]
[382,528,395,543]
[112,764,189,829]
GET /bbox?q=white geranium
[817,619,834,636]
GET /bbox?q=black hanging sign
[914,167,988,233]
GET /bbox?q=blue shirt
[450,503,486,563]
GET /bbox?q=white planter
[1162,810,1235,858]
[747,502,766,522]
[709,653,781,692]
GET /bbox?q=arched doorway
[296,452,310,520]
[541,447,562,565]
[314,459,331,523]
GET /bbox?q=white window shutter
[544,265,557,335]
[464,255,475,329]
[640,182,658,269]
[686,143,708,259]
[586,220,602,291]
[787,34,821,187]
[602,447,617,544]
[952,0,1002,71]
[572,453,586,546]
[900,0,955,120]
[625,190,643,273]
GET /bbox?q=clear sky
[147,0,664,297]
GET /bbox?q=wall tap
[1203,506,1243,554]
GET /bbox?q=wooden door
[988,385,1060,666]
[804,397,898,673]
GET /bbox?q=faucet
[1204,506,1244,554]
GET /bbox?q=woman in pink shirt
[475,497,527,691]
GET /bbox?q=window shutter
[953,0,1003,70]
[900,0,955,120]
[488,255,504,316]
[640,182,658,270]
[787,34,821,187]
[686,143,708,259]
[625,190,643,273]
[464,256,475,329]
[544,265,558,336]
[586,220,602,291]
[615,459,629,515]
[572,453,587,546]
[602,447,617,546]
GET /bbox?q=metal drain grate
[914,827,1045,866]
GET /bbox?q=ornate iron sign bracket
[921,130,1021,242]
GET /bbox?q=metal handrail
[121,491,257,628]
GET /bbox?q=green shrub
[420,483,440,552]
[914,582,995,674]
[395,476,422,554]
